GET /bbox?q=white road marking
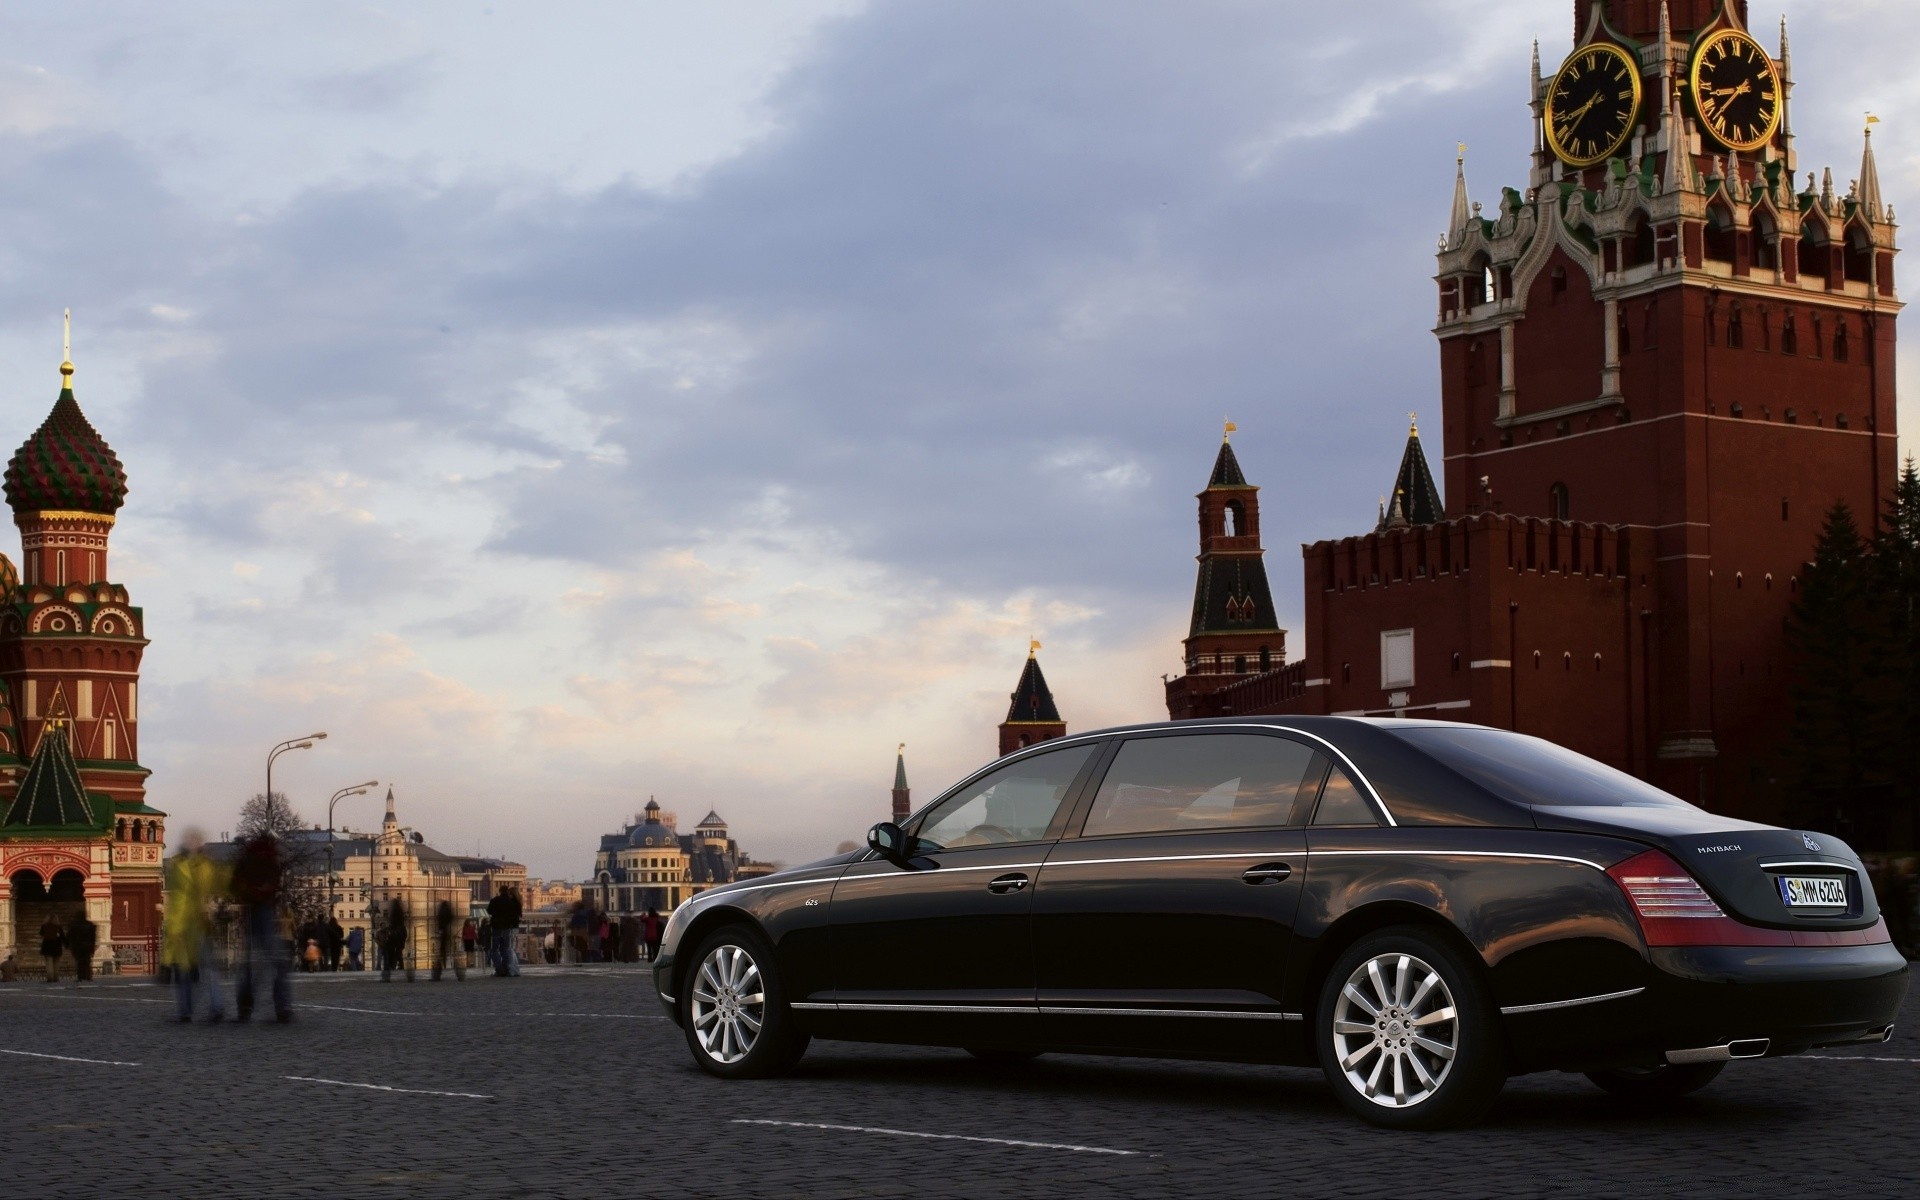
[303,1004,420,1015]
[1799,1054,1920,1064]
[731,1119,1139,1156]
[284,1076,492,1099]
[0,1048,142,1067]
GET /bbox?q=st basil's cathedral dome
[4,360,129,518]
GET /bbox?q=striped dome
[5,388,127,516]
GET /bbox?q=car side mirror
[867,822,911,866]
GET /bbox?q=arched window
[1728,303,1744,348]
[1223,500,1244,538]
[1798,218,1830,281]
[116,818,127,841]
[1258,646,1272,671]
[1703,204,1737,263]
[1549,265,1568,300]
[1810,312,1825,359]
[1845,225,1874,284]
[1834,318,1850,363]
[1233,654,1247,674]
[1782,309,1798,355]
[1751,209,1779,270]
[1548,483,1570,520]
[1467,252,1494,308]
[1625,213,1656,268]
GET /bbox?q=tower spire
[1664,87,1695,195]
[1860,116,1884,222]
[1448,144,1471,247]
[60,308,73,392]
[890,743,910,823]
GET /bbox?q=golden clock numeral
[1762,91,1776,101]
[1569,63,1582,80]
[1618,87,1633,100]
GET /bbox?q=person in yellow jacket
[163,828,230,1023]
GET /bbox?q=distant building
[522,878,582,912]
[589,799,771,915]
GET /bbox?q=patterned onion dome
[5,380,128,516]
[0,553,16,599]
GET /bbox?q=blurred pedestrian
[642,908,663,964]
[598,912,615,963]
[431,899,465,982]
[68,912,97,984]
[487,885,521,977]
[325,917,345,972]
[477,917,494,971]
[380,898,412,982]
[38,914,65,983]
[162,829,229,1023]
[231,833,293,1023]
[461,917,478,968]
[346,924,365,971]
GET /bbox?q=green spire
[2,724,104,831]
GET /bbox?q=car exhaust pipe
[1882,1025,1896,1044]
[1813,1025,1895,1049]
[1665,1038,1770,1065]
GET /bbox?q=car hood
[1532,805,1878,929]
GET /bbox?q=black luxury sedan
[652,717,1908,1128]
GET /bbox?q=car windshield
[1393,727,1691,809]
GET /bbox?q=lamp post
[264,732,327,830]
[326,780,378,932]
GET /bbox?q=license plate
[1777,875,1848,908]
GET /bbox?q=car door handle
[1241,863,1292,884]
[986,873,1030,895]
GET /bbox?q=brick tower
[998,642,1066,756]
[1163,427,1286,717]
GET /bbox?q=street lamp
[264,732,327,829]
[326,780,379,932]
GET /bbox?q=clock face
[1545,42,1642,168]
[1689,29,1780,151]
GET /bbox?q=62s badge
[1545,41,1642,168]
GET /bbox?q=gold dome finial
[1408,410,1419,436]
[60,308,74,388]
[1223,418,1237,442]
[1029,637,1042,658]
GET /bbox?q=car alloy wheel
[1331,950,1459,1108]
[681,925,809,1079]
[1317,928,1504,1129]
[691,943,764,1065]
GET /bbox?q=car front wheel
[682,926,807,1079]
[1317,928,1504,1130]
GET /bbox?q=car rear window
[1393,727,1690,809]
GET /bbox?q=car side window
[912,744,1095,851]
[1080,734,1322,837]
[1311,763,1379,827]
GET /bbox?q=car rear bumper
[1503,942,1910,1072]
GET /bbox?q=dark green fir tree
[1874,457,1920,845]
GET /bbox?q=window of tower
[1798,219,1830,282]
[1466,253,1494,308]
[55,550,66,585]
[1624,213,1655,269]
[1223,500,1244,537]
[1549,265,1567,300]
[1834,319,1850,363]
[1548,483,1570,520]
[1751,210,1779,270]
[1233,654,1247,674]
[1845,225,1874,285]
[1259,646,1271,672]
[1728,304,1744,349]
[1782,310,1799,355]
[1703,205,1736,264]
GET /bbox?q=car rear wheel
[1584,1061,1725,1100]
[682,925,808,1079]
[1317,928,1504,1130]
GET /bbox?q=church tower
[1431,0,1897,806]
[1163,428,1285,717]
[890,744,911,823]
[998,642,1065,756]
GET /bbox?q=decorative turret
[2,722,103,830]
[5,317,128,521]
[1376,416,1445,531]
[1859,119,1884,223]
[1447,145,1472,248]
[998,640,1066,756]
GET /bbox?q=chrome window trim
[831,1002,1036,1015]
[838,862,1047,880]
[1310,848,1607,872]
[1499,986,1645,1015]
[1041,852,1296,868]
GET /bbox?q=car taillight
[1607,849,1789,947]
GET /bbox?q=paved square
[1,966,1914,1198]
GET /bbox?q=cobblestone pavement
[1,965,1914,1199]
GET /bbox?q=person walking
[231,832,294,1023]
[346,924,365,971]
[380,898,412,982]
[162,830,230,1023]
[325,917,345,972]
[642,908,663,964]
[461,917,477,969]
[487,885,521,977]
[67,912,98,984]
[431,899,465,982]
[37,914,65,983]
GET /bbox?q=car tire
[1316,927,1505,1130]
[965,1047,1044,1064]
[1584,1061,1725,1100]
[681,925,805,1079]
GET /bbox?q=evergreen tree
[1875,458,1920,844]
[1783,501,1894,834]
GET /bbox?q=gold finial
[1223,418,1237,441]
[1029,637,1042,658]
[1408,411,1419,436]
[60,308,74,387]
[897,742,905,754]
[1457,142,1467,165]
[1867,113,1881,134]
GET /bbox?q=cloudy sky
[2,1,1914,877]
